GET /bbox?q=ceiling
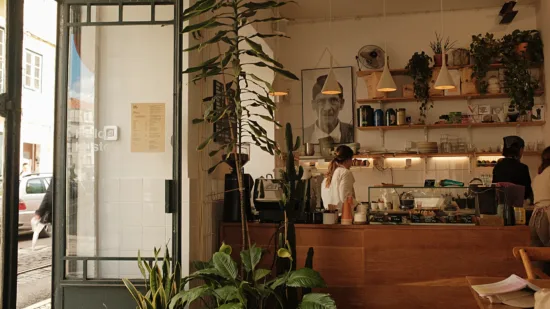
[280,0,539,21]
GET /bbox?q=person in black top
[34,179,53,224]
[492,136,533,202]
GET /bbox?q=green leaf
[219,242,233,255]
[217,303,243,309]
[277,248,292,259]
[212,252,238,280]
[299,293,337,309]
[169,286,211,309]
[183,55,220,74]
[192,118,205,124]
[193,267,222,276]
[183,31,228,52]
[241,1,285,11]
[293,135,301,151]
[240,245,262,273]
[182,17,224,34]
[137,251,147,279]
[182,0,217,21]
[269,275,288,289]
[245,37,264,54]
[192,260,211,271]
[213,285,239,302]
[153,287,166,309]
[287,268,326,288]
[270,65,300,81]
[123,278,144,306]
[207,161,223,174]
[254,269,271,281]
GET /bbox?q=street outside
[17,233,52,309]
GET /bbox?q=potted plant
[430,32,457,67]
[406,52,433,122]
[470,33,500,94]
[500,30,543,119]
[182,0,299,252]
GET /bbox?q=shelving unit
[357,90,545,104]
[357,121,546,132]
[356,63,510,77]
[353,151,541,159]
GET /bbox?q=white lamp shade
[377,64,397,92]
[322,68,342,95]
[269,74,288,96]
[434,64,456,90]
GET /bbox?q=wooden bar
[220,223,530,309]
[357,121,546,131]
[356,90,544,104]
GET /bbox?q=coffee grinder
[223,145,254,222]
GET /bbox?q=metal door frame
[0,0,24,307]
[52,1,182,308]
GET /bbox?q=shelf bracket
[468,156,473,175]
[423,126,429,142]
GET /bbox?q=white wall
[538,0,550,148]
[277,5,546,199]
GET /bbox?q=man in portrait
[304,75,353,144]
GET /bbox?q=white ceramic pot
[323,213,338,225]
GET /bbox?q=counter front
[220,223,530,309]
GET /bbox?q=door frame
[52,1,183,308]
[0,0,24,307]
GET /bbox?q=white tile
[143,179,165,202]
[119,260,142,279]
[120,203,143,226]
[142,203,166,227]
[100,178,120,202]
[121,226,143,251]
[120,178,143,202]
[143,226,168,252]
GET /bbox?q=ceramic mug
[323,213,338,225]
[357,204,368,214]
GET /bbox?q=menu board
[131,103,166,152]
[213,80,237,144]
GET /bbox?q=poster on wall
[131,103,166,152]
[301,66,354,145]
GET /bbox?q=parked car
[18,173,52,234]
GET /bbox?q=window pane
[26,179,45,194]
[26,52,31,63]
[34,78,40,89]
[25,76,31,86]
[25,64,31,74]
[34,55,41,66]
[34,68,40,77]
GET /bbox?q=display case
[367,186,478,225]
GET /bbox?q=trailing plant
[405,52,433,121]
[470,33,500,94]
[429,32,457,54]
[123,247,184,309]
[276,123,310,308]
[169,243,336,309]
[183,0,299,252]
[500,29,544,114]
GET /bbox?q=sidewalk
[23,299,50,309]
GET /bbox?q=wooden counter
[220,223,530,309]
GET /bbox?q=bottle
[374,109,384,126]
[385,108,397,126]
[503,203,516,226]
[397,108,406,125]
[362,105,374,126]
[341,196,353,225]
[514,207,526,225]
[356,108,363,127]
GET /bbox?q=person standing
[20,162,31,177]
[321,145,355,212]
[492,136,533,202]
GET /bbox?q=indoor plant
[429,32,456,66]
[470,33,500,94]
[405,52,433,122]
[182,0,299,252]
[169,243,336,309]
[505,29,544,62]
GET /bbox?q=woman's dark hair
[325,145,354,187]
[539,146,550,174]
[502,136,525,159]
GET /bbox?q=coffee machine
[223,151,254,222]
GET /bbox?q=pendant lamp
[321,0,342,95]
[376,0,397,92]
[433,0,455,90]
[269,0,288,96]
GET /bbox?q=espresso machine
[223,152,254,222]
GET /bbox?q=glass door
[53,2,182,309]
[0,0,24,307]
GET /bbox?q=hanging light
[434,0,455,90]
[377,0,397,92]
[270,0,288,97]
[321,0,342,95]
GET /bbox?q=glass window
[23,49,42,91]
[0,27,5,93]
[26,178,46,194]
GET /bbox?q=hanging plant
[470,33,500,94]
[500,30,543,116]
[406,52,433,122]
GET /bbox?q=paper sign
[131,103,166,152]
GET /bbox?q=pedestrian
[34,179,52,224]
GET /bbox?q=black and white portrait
[301,67,354,145]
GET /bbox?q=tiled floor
[23,299,50,309]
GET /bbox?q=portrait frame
[301,66,355,145]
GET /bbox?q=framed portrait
[532,104,545,122]
[478,105,491,115]
[301,66,354,145]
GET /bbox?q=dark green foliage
[405,52,433,121]
[470,33,500,94]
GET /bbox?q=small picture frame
[532,104,545,122]
[478,105,491,115]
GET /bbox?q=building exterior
[0,0,56,175]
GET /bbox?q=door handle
[165,179,175,214]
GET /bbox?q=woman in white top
[321,145,355,212]
[529,147,550,274]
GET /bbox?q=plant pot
[519,113,531,122]
[516,42,528,55]
[433,54,448,67]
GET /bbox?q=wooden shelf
[357,90,544,104]
[353,151,541,159]
[356,63,538,77]
[357,121,545,132]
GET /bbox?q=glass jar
[397,108,406,125]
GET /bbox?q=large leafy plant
[123,247,184,309]
[182,0,299,251]
[405,52,433,121]
[169,243,336,309]
[470,33,500,94]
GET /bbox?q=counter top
[225,222,529,231]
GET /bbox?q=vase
[433,54,448,67]
[507,108,520,122]
[516,42,528,56]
